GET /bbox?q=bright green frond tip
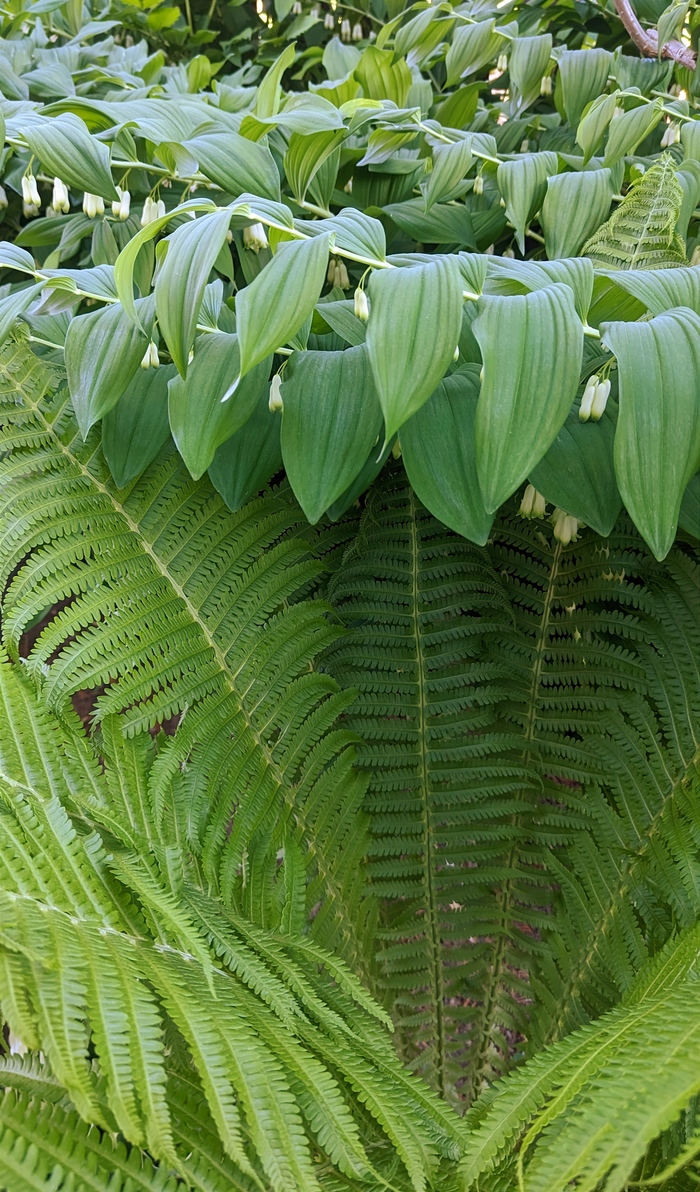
[583,154,688,269]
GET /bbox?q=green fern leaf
[326,468,700,1109]
[0,616,462,1191]
[582,155,687,269]
[0,336,368,973]
[0,1088,180,1192]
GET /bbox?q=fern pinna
[325,467,700,1122]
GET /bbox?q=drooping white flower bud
[324,10,334,27]
[453,344,459,361]
[0,186,8,209]
[473,173,484,195]
[22,174,41,207]
[540,74,552,96]
[336,260,350,289]
[52,177,70,213]
[520,138,529,153]
[552,507,582,545]
[690,244,700,266]
[391,440,402,459]
[590,378,610,421]
[497,52,508,72]
[82,192,105,218]
[269,373,283,412]
[22,201,40,219]
[579,374,599,422]
[242,222,269,252]
[141,196,158,226]
[341,17,351,40]
[46,206,58,218]
[354,287,369,321]
[503,247,515,258]
[113,187,131,221]
[155,198,166,220]
[8,1031,27,1057]
[292,0,302,12]
[660,122,680,149]
[519,484,547,519]
[352,21,363,39]
[141,341,159,369]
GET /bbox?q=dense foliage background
[0,0,698,1188]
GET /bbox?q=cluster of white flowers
[83,192,105,218]
[552,508,583,545]
[21,173,41,217]
[354,287,369,321]
[242,222,269,252]
[52,177,70,213]
[112,186,131,221]
[327,257,350,289]
[579,374,611,422]
[140,341,160,369]
[519,484,547,520]
[660,122,680,149]
[141,195,166,226]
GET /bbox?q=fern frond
[326,469,700,1108]
[583,155,687,269]
[0,1088,180,1192]
[460,927,700,1192]
[526,551,700,1046]
[0,336,369,972]
[0,648,464,1191]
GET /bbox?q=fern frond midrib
[469,542,564,1093]
[409,485,447,1100]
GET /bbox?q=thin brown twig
[613,0,696,71]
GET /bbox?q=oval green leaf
[602,307,700,559]
[280,344,383,523]
[366,254,463,441]
[472,283,584,512]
